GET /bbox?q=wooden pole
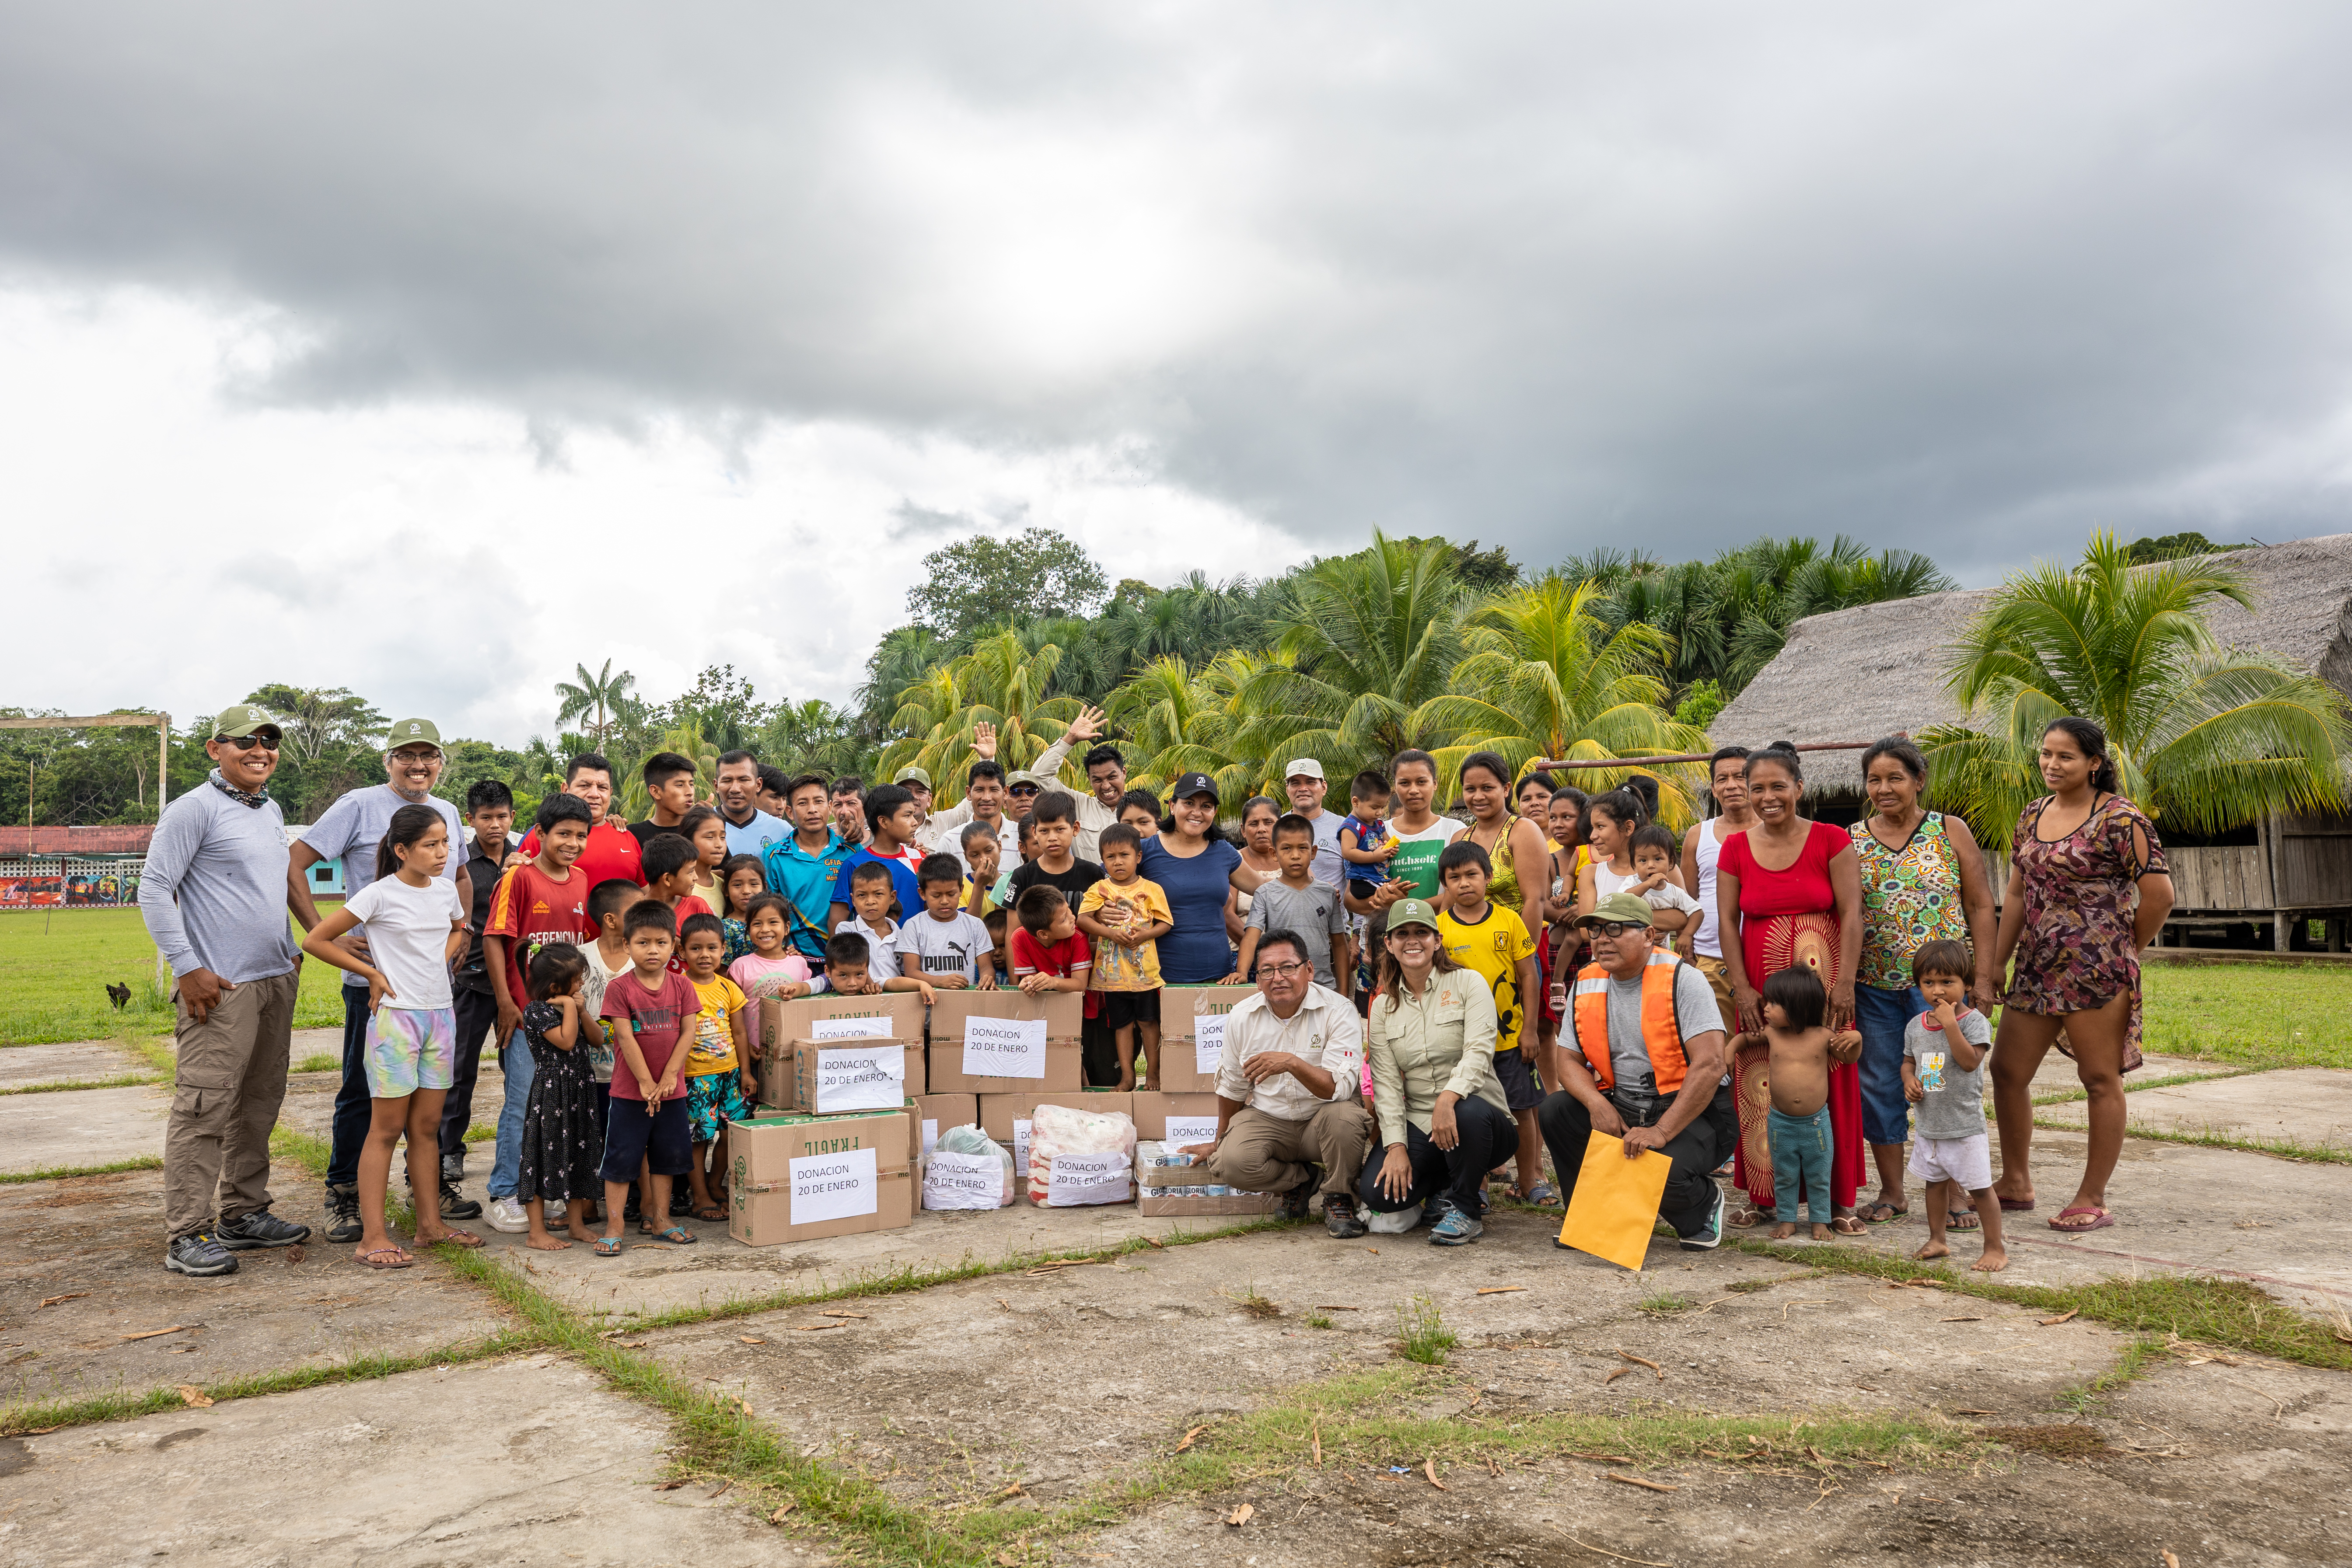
[1533,739,1891,772]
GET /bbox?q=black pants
[439,985,503,1163]
[1356,1094,1516,1215]
[1081,1012,1123,1086]
[1537,1084,1735,1238]
[325,986,372,1189]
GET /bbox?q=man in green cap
[140,704,313,1275]
[287,718,474,1239]
[1539,892,1733,1252]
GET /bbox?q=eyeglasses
[1587,921,1647,939]
[1258,960,1311,979]
[216,734,281,751]
[389,749,440,765]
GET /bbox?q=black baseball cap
[1170,772,1219,803]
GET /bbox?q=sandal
[1948,1208,1981,1232]
[1997,1196,2036,1212]
[421,1229,486,1249]
[650,1225,698,1245]
[1830,1216,1868,1236]
[592,1236,625,1257]
[692,1205,727,1222]
[2049,1205,2114,1233]
[1730,1204,1774,1229]
[1526,1182,1559,1207]
[1856,1202,1907,1224]
[356,1246,413,1270]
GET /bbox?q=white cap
[1283,758,1325,782]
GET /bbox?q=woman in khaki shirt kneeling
[1361,898,1516,1246]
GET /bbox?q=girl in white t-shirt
[301,804,476,1268]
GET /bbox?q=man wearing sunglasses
[1538,892,1735,1253]
[287,717,472,1242]
[140,705,313,1275]
[1185,929,1373,1239]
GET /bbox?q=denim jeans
[487,1029,535,1200]
[1768,1104,1834,1225]
[325,985,374,1189]
[1853,983,1925,1148]
[439,985,503,1163]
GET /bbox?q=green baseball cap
[894,765,932,789]
[1575,891,1657,929]
[384,718,443,751]
[1384,897,1443,932]
[212,704,283,740]
[1005,769,1050,793]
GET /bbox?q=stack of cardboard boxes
[728,992,925,1246]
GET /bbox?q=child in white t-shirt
[1625,825,1699,947]
[832,861,902,972]
[895,855,997,989]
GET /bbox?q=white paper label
[1047,1150,1132,1206]
[920,1118,940,1156]
[963,1015,1049,1079]
[812,1045,903,1114]
[923,1149,1001,1211]
[812,1014,894,1041]
[1012,1118,1031,1178]
[1164,1115,1220,1149]
[1194,1013,1226,1076]
[788,1146,878,1225]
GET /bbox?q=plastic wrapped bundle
[922,1123,1016,1210]
[1028,1101,1137,1206]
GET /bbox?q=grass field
[0,907,353,1044]
[2139,961,2351,1069]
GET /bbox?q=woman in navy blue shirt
[1137,773,1273,984]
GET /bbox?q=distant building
[0,825,155,909]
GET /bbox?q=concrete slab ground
[0,1043,148,1092]
[2030,1049,2232,1096]
[0,1162,511,1407]
[0,1085,169,1175]
[0,1355,818,1568]
[2036,1065,2352,1149]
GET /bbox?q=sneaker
[1323,1193,1368,1240]
[323,1186,363,1245]
[441,1151,466,1184]
[1679,1185,1727,1251]
[1428,1196,1484,1247]
[1280,1177,1315,1221]
[485,1196,530,1234]
[216,1208,311,1250]
[439,1181,484,1221]
[164,1231,238,1276]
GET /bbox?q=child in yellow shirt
[678,912,752,1222]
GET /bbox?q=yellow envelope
[1557,1131,1674,1271]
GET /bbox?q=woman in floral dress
[1988,717,2173,1234]
[1849,738,1998,1226]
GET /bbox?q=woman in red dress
[1715,744,1866,1232]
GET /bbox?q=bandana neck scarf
[208,768,271,810]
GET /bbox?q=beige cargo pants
[1209,1099,1373,1198]
[163,969,298,1241]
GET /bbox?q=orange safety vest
[1569,952,1690,1094]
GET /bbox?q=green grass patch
[2141,962,2352,1069]
[1637,1292,1695,1315]
[0,908,349,1044]
[0,1155,163,1185]
[1394,1294,1457,1365]
[1730,1238,2352,1371]
[0,1072,162,1096]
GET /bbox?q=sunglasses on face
[1009,786,1040,797]
[217,734,281,751]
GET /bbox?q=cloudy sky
[5,3,2350,745]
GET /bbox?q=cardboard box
[926,991,1086,1093]
[1152,986,1250,1092]
[912,1093,979,1159]
[979,1090,1134,1194]
[757,993,926,1109]
[1130,1090,1221,1144]
[1136,1190,1284,1218]
[727,1107,915,1246]
[790,1039,924,1116]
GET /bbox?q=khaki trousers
[1691,953,1736,1020]
[1210,1099,1373,1198]
[163,969,298,1240]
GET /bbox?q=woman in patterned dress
[1716,744,1866,1231]
[1989,718,2173,1233]
[1848,738,1999,1225]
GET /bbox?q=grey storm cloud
[3,2,2350,580]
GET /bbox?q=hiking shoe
[439,1181,484,1221]
[441,1152,466,1184]
[323,1186,363,1244]
[1324,1193,1368,1240]
[1280,1177,1315,1221]
[1428,1196,1484,1247]
[485,1196,530,1234]
[164,1232,238,1277]
[216,1208,310,1250]
[1679,1185,1727,1251]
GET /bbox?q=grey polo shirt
[140,781,301,984]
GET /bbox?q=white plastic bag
[923,1124,1015,1210]
[1366,1202,1422,1234]
[1028,1102,1136,1205]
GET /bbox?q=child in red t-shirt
[1009,887,1095,1012]
[596,901,701,1253]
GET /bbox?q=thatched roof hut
[1710,531,2352,801]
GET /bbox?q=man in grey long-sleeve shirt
[138,704,312,1277]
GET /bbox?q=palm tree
[1410,575,1714,825]
[1108,653,1269,802]
[1920,533,2352,848]
[1243,531,1473,766]
[553,660,636,746]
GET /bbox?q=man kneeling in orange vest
[1537,892,1736,1251]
